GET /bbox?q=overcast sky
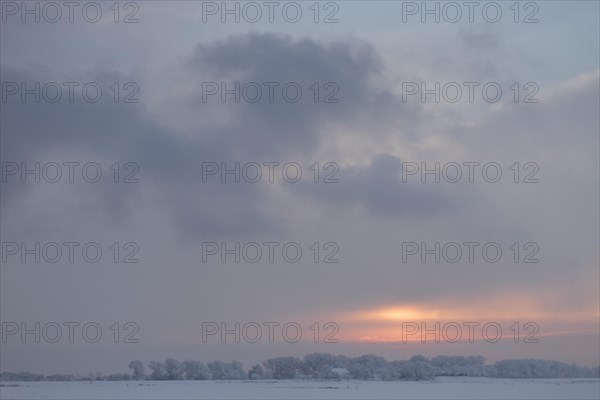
[1,0,599,374]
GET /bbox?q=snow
[1,377,599,399]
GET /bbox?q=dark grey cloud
[183,33,417,158]
[0,65,273,237]
[1,33,436,239]
[290,155,459,218]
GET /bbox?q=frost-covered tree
[263,357,303,379]
[431,356,485,376]
[182,360,212,380]
[302,353,347,378]
[207,361,246,380]
[164,358,183,380]
[316,365,339,380]
[148,361,167,380]
[223,361,246,380]
[128,360,145,380]
[347,354,390,380]
[248,364,265,380]
[489,359,597,379]
[385,356,435,381]
[207,361,226,380]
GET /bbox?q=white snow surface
[1,377,599,399]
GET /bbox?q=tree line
[2,354,599,382]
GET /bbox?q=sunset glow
[330,299,600,344]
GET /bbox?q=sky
[0,0,599,374]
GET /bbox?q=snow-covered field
[1,377,599,399]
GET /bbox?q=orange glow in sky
[327,297,600,344]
